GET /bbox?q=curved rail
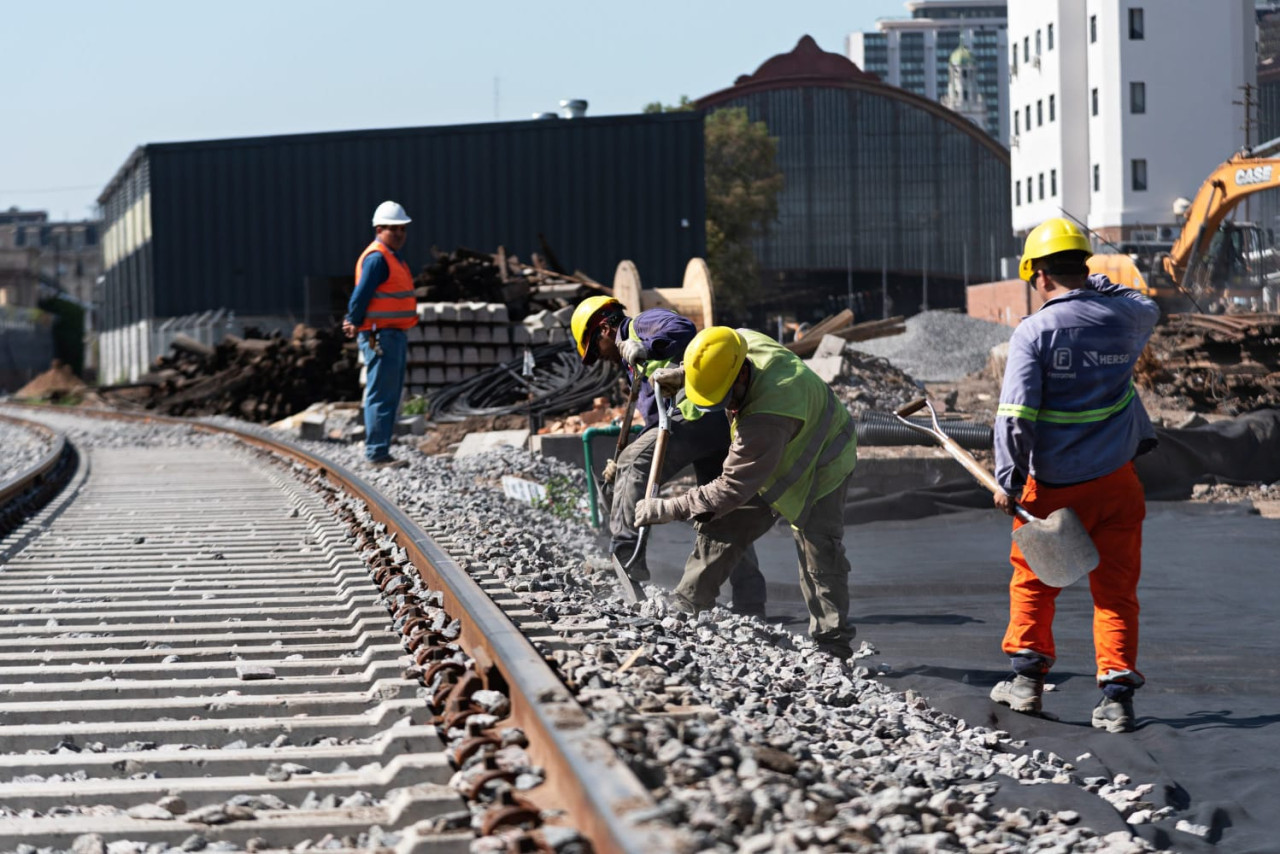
[0,413,75,538]
[0,405,677,854]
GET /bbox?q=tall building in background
[1009,0,1256,242]
[847,1,1009,143]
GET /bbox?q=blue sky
[3,1,908,221]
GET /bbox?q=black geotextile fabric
[845,409,1280,523]
[1135,408,1280,499]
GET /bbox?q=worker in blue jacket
[570,297,766,617]
[989,217,1160,733]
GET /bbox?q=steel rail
[1,404,678,854]
[0,413,67,506]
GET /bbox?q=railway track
[0,408,677,854]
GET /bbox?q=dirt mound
[14,361,87,401]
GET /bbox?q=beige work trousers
[672,474,855,653]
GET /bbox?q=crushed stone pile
[851,310,1013,384]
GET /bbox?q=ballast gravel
[851,310,1014,383]
[287,432,1166,854]
[0,417,55,482]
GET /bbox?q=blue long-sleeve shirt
[994,274,1159,495]
[346,248,398,327]
[618,308,697,430]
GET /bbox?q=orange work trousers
[1001,462,1145,687]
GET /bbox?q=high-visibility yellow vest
[734,329,858,526]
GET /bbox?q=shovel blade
[1011,507,1099,587]
[610,553,647,604]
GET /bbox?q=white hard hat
[372,200,412,226]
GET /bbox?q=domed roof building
[696,36,1014,322]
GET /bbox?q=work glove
[635,497,679,526]
[650,366,685,398]
[602,458,618,484]
[619,338,649,366]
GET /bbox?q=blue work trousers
[357,328,407,461]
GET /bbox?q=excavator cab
[1190,221,1276,313]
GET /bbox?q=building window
[1048,23,1055,50]
[1051,169,1058,196]
[1037,100,1043,126]
[1024,36,1030,62]
[1012,45,1018,74]
[1131,81,1146,114]
[1093,164,1100,192]
[1036,29,1042,55]
[1091,88,1099,116]
[1027,177,1033,201]
[1090,15,1097,43]
[1039,173,1045,200]
[1026,104,1032,129]
[1014,111,1020,135]
[1132,158,1148,191]
[1049,94,1056,122]
[1016,182,1022,205]
[1129,8,1145,40]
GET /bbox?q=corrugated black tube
[856,410,993,450]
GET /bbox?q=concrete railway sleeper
[0,407,675,854]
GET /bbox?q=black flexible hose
[856,410,993,450]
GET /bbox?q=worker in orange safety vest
[343,201,418,468]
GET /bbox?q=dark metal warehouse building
[696,36,1015,324]
[97,112,705,381]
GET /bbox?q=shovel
[893,398,1099,587]
[610,390,672,603]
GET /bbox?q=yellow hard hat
[1019,218,1092,281]
[570,296,622,363]
[685,327,748,408]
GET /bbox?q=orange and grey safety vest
[733,329,858,526]
[354,241,417,331]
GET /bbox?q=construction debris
[787,311,906,358]
[414,246,607,320]
[98,325,360,423]
[1136,312,1280,414]
[804,334,926,416]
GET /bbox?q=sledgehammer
[893,398,1099,587]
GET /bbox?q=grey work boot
[990,674,1045,714]
[1091,694,1135,733]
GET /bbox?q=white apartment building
[1009,0,1256,240]
[848,1,1010,143]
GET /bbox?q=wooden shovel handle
[933,431,1004,497]
[644,421,670,501]
[615,376,641,456]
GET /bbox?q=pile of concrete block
[400,303,577,397]
[405,302,516,396]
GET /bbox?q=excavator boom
[1164,141,1280,284]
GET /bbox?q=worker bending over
[637,326,858,661]
[571,297,766,616]
[990,217,1159,733]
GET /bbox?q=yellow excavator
[1086,137,1280,314]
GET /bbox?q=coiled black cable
[426,342,620,423]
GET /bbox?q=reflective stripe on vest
[355,241,417,331]
[997,381,1136,424]
[734,330,858,526]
